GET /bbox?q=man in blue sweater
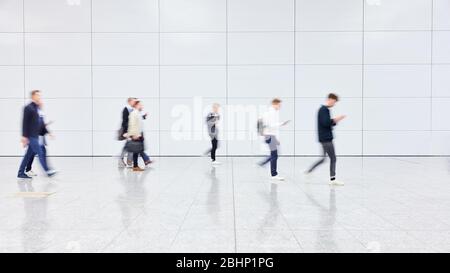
[17,90,57,179]
[306,93,346,185]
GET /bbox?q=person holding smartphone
[258,98,290,181]
[306,93,346,186]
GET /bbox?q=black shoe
[18,173,32,179]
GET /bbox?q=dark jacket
[317,105,336,143]
[121,107,131,133]
[22,102,42,138]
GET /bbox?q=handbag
[117,128,126,141]
[125,140,144,153]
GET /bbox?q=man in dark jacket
[24,102,52,177]
[306,93,346,185]
[17,90,56,179]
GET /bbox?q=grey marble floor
[1,156,450,253]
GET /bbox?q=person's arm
[121,108,129,132]
[21,106,30,146]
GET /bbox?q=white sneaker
[46,169,57,177]
[271,175,285,181]
[118,160,126,168]
[25,170,37,177]
[212,161,222,165]
[329,179,344,186]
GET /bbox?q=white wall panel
[431,131,450,155]
[25,33,91,65]
[363,131,432,155]
[433,31,450,63]
[433,0,450,30]
[160,0,226,32]
[364,65,431,97]
[0,34,23,65]
[25,66,92,98]
[160,33,226,65]
[296,32,362,64]
[46,131,92,156]
[160,66,226,98]
[93,66,159,98]
[363,98,431,131]
[364,32,431,64]
[0,99,24,131]
[296,65,362,98]
[44,98,92,131]
[432,98,450,130]
[0,0,448,156]
[228,0,294,31]
[0,67,23,98]
[228,65,294,98]
[364,0,432,31]
[24,0,91,32]
[228,33,294,65]
[93,0,159,32]
[0,132,23,156]
[432,65,450,97]
[0,0,23,32]
[296,0,362,31]
[93,33,159,65]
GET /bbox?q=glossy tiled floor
[1,156,450,253]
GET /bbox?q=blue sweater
[317,105,336,143]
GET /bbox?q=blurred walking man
[17,90,56,179]
[306,93,346,186]
[258,98,290,181]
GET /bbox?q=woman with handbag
[126,100,146,172]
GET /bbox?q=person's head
[212,103,220,113]
[326,93,339,108]
[30,90,41,104]
[127,97,137,107]
[271,98,282,110]
[133,100,143,111]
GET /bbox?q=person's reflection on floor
[18,181,54,253]
[303,186,337,252]
[116,167,149,233]
[258,183,279,231]
[206,167,220,223]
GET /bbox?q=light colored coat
[127,110,142,138]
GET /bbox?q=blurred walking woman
[126,100,146,172]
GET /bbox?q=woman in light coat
[127,100,145,171]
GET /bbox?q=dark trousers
[18,137,49,175]
[132,138,145,168]
[210,138,218,161]
[26,145,47,172]
[308,141,336,178]
[260,136,279,177]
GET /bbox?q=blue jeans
[18,137,49,175]
[259,136,279,177]
[26,145,47,172]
